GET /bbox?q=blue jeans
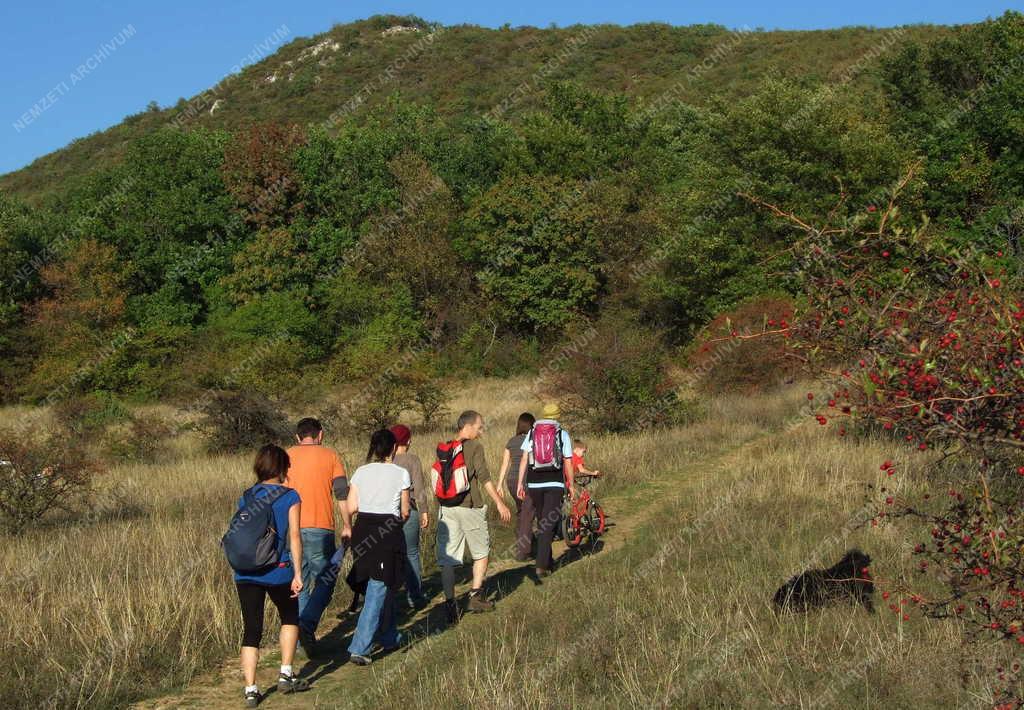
[299,528,336,617]
[298,543,345,634]
[404,508,425,606]
[348,579,400,657]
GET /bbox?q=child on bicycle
[571,441,601,479]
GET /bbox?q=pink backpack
[529,421,563,473]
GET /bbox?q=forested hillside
[1,12,1021,407]
[0,16,948,202]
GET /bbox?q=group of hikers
[223,403,597,707]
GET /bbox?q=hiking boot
[298,627,318,658]
[277,672,310,694]
[349,653,372,666]
[370,636,403,655]
[535,567,552,579]
[467,591,495,613]
[244,688,261,708]
[444,598,462,625]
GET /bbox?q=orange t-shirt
[285,444,346,530]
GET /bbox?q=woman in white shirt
[345,429,411,665]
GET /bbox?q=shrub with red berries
[746,169,1024,704]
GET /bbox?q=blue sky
[2,1,1021,175]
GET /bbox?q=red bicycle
[562,474,606,548]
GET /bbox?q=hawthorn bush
[747,171,1024,704]
[688,295,800,394]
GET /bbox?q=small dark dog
[773,549,875,613]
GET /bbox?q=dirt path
[133,424,789,710]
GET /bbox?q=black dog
[773,549,875,613]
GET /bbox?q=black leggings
[236,582,299,648]
[529,488,563,571]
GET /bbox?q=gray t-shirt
[505,434,527,489]
[350,462,411,516]
[393,451,428,512]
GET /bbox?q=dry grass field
[3,378,1010,709]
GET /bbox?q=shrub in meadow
[104,413,178,463]
[542,313,693,433]
[322,373,411,435]
[197,390,290,453]
[0,432,94,533]
[51,391,132,441]
[689,295,800,394]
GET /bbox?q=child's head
[573,440,586,456]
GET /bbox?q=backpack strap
[250,484,293,561]
[461,438,480,484]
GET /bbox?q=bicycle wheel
[562,510,583,547]
[589,502,606,535]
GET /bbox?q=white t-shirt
[351,462,411,516]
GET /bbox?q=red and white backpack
[432,439,471,506]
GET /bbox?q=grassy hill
[0,15,949,204]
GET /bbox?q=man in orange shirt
[286,417,350,655]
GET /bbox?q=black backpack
[222,485,290,573]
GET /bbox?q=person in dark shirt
[390,423,430,610]
[497,412,536,561]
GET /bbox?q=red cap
[389,424,412,446]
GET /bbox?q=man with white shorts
[436,410,511,623]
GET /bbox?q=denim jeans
[403,508,426,606]
[298,543,345,634]
[299,528,336,617]
[348,579,400,657]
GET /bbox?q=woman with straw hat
[515,403,574,578]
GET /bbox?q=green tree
[462,173,605,334]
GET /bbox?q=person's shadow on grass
[296,536,608,686]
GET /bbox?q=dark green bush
[104,413,178,463]
[542,313,697,433]
[51,392,132,440]
[197,391,290,453]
